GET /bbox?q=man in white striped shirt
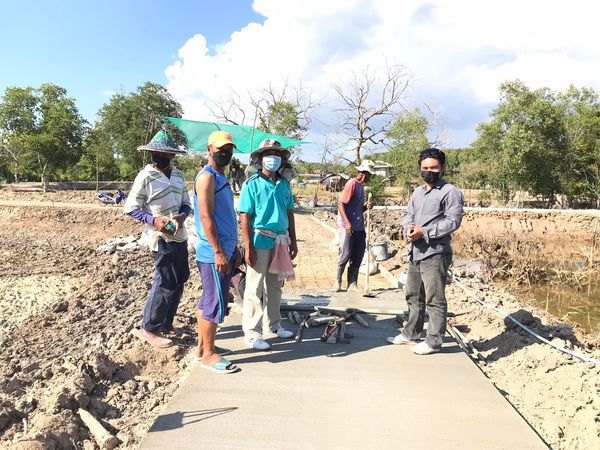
[124,130,192,348]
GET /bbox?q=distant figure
[334,160,374,292]
[229,158,244,193]
[387,148,464,355]
[124,130,191,348]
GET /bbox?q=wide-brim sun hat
[250,139,291,163]
[355,159,375,174]
[137,130,187,155]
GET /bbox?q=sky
[2,0,599,161]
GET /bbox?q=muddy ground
[0,196,204,449]
[2,189,600,449]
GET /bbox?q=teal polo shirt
[238,173,295,249]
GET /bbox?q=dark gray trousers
[143,239,190,332]
[401,253,451,349]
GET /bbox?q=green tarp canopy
[166,117,308,154]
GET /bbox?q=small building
[325,173,350,192]
[373,160,393,179]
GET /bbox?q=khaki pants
[242,248,283,338]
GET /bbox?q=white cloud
[165,0,600,159]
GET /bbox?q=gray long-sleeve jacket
[403,179,464,262]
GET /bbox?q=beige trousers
[242,248,283,339]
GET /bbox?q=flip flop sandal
[200,357,240,374]
[194,346,232,361]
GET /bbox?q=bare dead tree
[422,102,448,148]
[209,80,317,140]
[320,136,355,167]
[208,89,247,125]
[334,63,409,163]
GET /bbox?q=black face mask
[421,170,441,184]
[151,153,172,170]
[213,151,233,167]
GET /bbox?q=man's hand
[407,226,424,242]
[171,213,186,231]
[289,240,298,260]
[366,201,373,210]
[245,246,257,268]
[153,216,175,235]
[215,250,230,273]
[345,222,353,235]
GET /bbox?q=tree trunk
[354,142,362,165]
[41,163,48,194]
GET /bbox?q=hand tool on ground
[320,318,351,343]
[292,311,302,324]
[314,306,369,328]
[294,313,311,343]
[363,192,376,298]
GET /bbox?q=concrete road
[141,307,547,450]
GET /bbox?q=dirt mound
[0,188,97,205]
[445,278,600,450]
[0,205,201,449]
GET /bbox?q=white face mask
[262,155,282,172]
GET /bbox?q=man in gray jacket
[387,148,464,355]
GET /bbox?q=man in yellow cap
[192,131,241,373]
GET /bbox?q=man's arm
[238,182,256,267]
[240,212,256,267]
[287,209,298,260]
[338,180,355,234]
[403,194,416,241]
[196,172,229,273]
[421,188,464,243]
[124,173,172,233]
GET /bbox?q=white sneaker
[264,326,294,339]
[386,334,413,345]
[244,336,271,350]
[411,341,440,355]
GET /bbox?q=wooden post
[78,408,119,449]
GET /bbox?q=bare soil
[0,197,203,449]
[2,190,599,449]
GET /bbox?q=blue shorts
[196,260,233,324]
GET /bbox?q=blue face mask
[262,155,282,172]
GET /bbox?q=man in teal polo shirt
[239,139,298,350]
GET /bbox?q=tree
[94,82,184,178]
[558,86,600,207]
[209,81,316,159]
[382,108,430,187]
[0,84,87,189]
[334,64,409,164]
[473,80,565,206]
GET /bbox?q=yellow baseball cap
[208,131,236,148]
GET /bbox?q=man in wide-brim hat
[239,139,297,351]
[124,130,192,348]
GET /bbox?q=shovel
[363,192,376,298]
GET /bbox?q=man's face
[260,149,283,160]
[358,172,372,184]
[209,143,235,156]
[420,157,442,173]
